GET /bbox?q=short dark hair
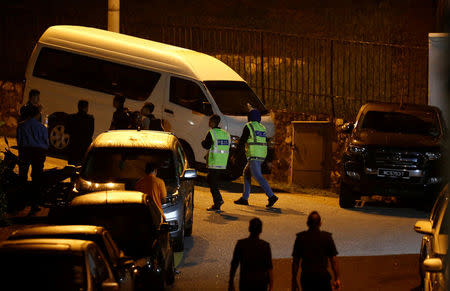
[143,102,155,113]
[78,100,89,111]
[145,163,156,174]
[210,114,221,127]
[249,217,262,235]
[307,211,321,229]
[29,89,40,100]
[114,95,126,106]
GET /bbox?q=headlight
[348,144,367,154]
[76,178,125,191]
[230,135,240,149]
[425,152,441,160]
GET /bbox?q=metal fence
[159,25,428,120]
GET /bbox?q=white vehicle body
[23,25,275,168]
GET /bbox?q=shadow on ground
[347,203,429,219]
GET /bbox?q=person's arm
[110,111,117,130]
[160,179,167,203]
[88,116,95,139]
[236,126,250,153]
[330,256,341,291]
[267,243,274,291]
[201,132,213,150]
[229,242,240,291]
[291,258,300,291]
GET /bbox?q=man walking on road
[17,106,49,215]
[291,211,341,291]
[234,109,278,207]
[201,114,230,212]
[229,217,273,291]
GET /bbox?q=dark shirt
[292,229,338,277]
[236,125,250,153]
[17,118,49,150]
[201,126,220,150]
[66,111,95,148]
[142,114,163,131]
[231,237,273,289]
[110,107,130,130]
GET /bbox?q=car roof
[39,25,244,82]
[9,225,105,239]
[0,238,94,253]
[361,102,439,113]
[70,190,147,206]
[90,130,178,150]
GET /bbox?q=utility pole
[108,0,120,33]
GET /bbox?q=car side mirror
[414,220,433,235]
[160,222,177,232]
[183,169,197,179]
[341,122,354,134]
[423,258,443,272]
[202,102,213,116]
[101,280,119,291]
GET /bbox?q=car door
[175,144,193,224]
[163,76,213,164]
[87,245,117,291]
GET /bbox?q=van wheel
[49,120,70,152]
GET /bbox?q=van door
[163,76,213,165]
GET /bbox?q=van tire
[48,118,70,153]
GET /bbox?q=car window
[439,206,448,235]
[87,246,110,289]
[33,47,161,101]
[103,231,121,264]
[170,77,209,113]
[176,145,186,175]
[432,193,447,229]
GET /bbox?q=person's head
[141,102,155,116]
[145,162,157,175]
[307,211,322,230]
[248,109,261,122]
[28,89,40,105]
[209,114,221,128]
[28,105,41,121]
[113,95,125,109]
[78,100,89,113]
[248,217,263,237]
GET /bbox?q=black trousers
[18,147,47,207]
[207,169,223,205]
[300,273,332,291]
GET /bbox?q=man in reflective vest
[234,109,279,207]
[202,114,231,212]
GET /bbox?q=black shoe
[234,197,249,205]
[207,200,224,211]
[266,196,279,207]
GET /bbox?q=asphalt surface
[0,138,428,290]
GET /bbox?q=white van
[23,25,275,178]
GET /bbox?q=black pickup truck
[339,102,447,209]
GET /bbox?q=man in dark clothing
[291,211,341,291]
[141,102,164,131]
[229,218,273,291]
[17,105,49,215]
[201,114,230,212]
[110,95,130,130]
[66,100,94,165]
[19,89,42,122]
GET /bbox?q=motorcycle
[0,137,79,213]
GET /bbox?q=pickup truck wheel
[339,182,358,208]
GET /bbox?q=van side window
[33,47,161,101]
[170,77,209,113]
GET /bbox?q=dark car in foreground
[49,190,175,290]
[8,225,135,291]
[73,130,196,251]
[340,102,446,209]
[0,238,119,291]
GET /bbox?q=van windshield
[204,81,268,116]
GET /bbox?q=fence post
[330,39,335,119]
[260,31,265,103]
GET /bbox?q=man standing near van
[17,106,49,215]
[19,89,42,122]
[110,95,131,130]
[67,100,94,165]
[234,109,279,208]
[201,115,231,212]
